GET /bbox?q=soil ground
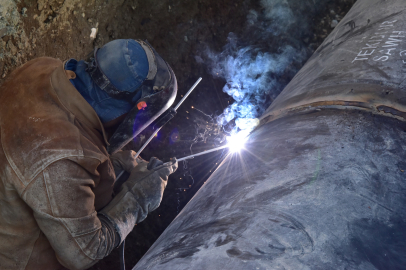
[0,0,354,268]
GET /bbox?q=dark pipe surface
[260,0,406,124]
[134,0,406,269]
[135,110,406,269]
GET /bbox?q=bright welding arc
[176,131,248,161]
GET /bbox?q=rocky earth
[0,0,355,268]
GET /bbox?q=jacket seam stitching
[42,169,57,216]
[0,127,27,189]
[60,214,102,237]
[35,210,99,261]
[59,217,99,260]
[23,229,42,270]
[20,154,80,195]
[20,154,105,195]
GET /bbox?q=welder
[0,39,178,270]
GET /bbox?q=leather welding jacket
[0,58,118,270]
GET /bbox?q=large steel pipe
[134,0,406,269]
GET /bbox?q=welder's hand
[130,157,178,210]
[100,158,178,243]
[110,150,139,176]
[124,158,178,207]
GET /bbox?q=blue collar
[64,59,141,123]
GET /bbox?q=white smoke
[204,0,325,134]
[211,44,303,129]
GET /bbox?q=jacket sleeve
[22,156,119,270]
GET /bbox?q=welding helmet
[86,39,177,154]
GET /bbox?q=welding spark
[177,129,252,162]
[226,131,249,153]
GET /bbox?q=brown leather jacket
[0,58,118,269]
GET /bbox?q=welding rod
[177,145,228,162]
[134,126,163,160]
[174,77,202,110]
[133,77,202,160]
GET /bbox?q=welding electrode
[116,77,202,180]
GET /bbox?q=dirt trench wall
[0,0,252,87]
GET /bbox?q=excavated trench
[0,0,354,268]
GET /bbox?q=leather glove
[100,157,178,243]
[110,150,139,177]
[147,156,164,170]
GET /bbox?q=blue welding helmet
[86,39,177,154]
